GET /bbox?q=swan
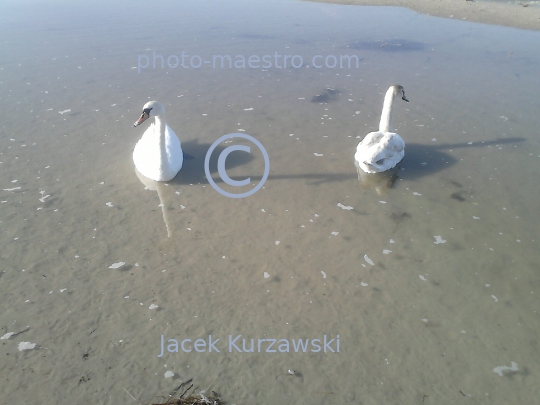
[133,101,183,181]
[354,85,409,173]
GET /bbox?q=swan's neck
[378,88,397,133]
[155,114,168,163]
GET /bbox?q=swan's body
[355,85,408,173]
[133,101,183,181]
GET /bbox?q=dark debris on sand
[149,379,223,405]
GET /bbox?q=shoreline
[303,0,540,31]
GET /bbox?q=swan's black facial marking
[401,89,409,102]
[133,107,152,127]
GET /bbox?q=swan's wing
[355,131,384,163]
[358,131,384,147]
[355,132,405,173]
[369,133,404,161]
[367,133,404,161]
[163,125,183,179]
[380,132,405,152]
[134,123,161,172]
[165,125,183,159]
[165,125,181,148]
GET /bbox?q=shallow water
[1,0,540,404]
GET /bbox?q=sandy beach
[305,0,540,31]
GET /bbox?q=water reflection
[355,160,400,195]
[134,169,175,238]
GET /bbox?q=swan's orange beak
[133,111,149,127]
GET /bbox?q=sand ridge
[304,0,540,31]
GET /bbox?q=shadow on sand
[167,136,525,189]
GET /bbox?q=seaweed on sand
[149,379,223,405]
[150,391,222,405]
[124,379,223,405]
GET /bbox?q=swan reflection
[355,160,400,195]
[134,168,176,237]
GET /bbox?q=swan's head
[390,85,409,103]
[133,100,166,127]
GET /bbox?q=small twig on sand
[179,384,193,399]
[124,387,143,404]
[170,378,193,398]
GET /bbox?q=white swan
[133,101,183,181]
[355,85,409,173]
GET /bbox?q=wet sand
[305,0,540,31]
[1,0,540,404]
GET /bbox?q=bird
[133,101,183,181]
[354,85,409,173]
